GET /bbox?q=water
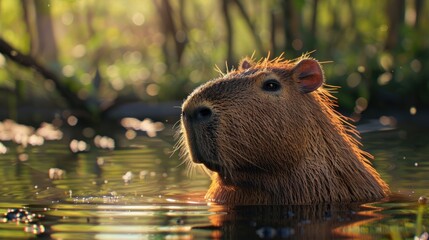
[1,118,429,239]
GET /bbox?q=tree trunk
[414,0,424,28]
[281,0,301,55]
[33,0,58,65]
[0,38,95,120]
[384,0,405,51]
[153,0,187,66]
[20,0,37,55]
[310,0,318,38]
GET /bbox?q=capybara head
[179,55,389,205]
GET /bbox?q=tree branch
[0,37,94,117]
[384,0,405,50]
[232,0,264,54]
[222,0,233,65]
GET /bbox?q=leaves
[0,0,428,122]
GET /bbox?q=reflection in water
[0,121,428,239]
[208,204,383,239]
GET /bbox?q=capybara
[179,54,389,205]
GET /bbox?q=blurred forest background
[0,0,428,124]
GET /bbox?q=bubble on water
[18,153,29,161]
[36,122,63,140]
[48,168,65,180]
[97,157,105,166]
[120,117,165,137]
[121,117,140,129]
[70,139,88,153]
[94,135,115,150]
[122,171,133,183]
[28,134,44,146]
[418,196,428,205]
[0,119,35,146]
[2,209,33,223]
[24,223,45,235]
[0,142,7,154]
[139,170,148,179]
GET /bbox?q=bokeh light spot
[346,72,361,88]
[146,83,160,96]
[132,12,145,26]
[377,72,392,86]
[410,106,417,115]
[67,115,78,126]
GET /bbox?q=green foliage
[0,0,428,118]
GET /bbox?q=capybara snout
[184,106,213,123]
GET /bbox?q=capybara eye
[262,79,281,92]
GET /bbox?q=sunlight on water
[0,119,429,239]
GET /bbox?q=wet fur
[179,54,389,205]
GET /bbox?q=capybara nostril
[193,107,212,122]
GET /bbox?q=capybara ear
[292,59,324,93]
[239,58,254,70]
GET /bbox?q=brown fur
[178,54,389,205]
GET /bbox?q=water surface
[1,118,429,239]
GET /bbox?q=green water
[0,119,429,239]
